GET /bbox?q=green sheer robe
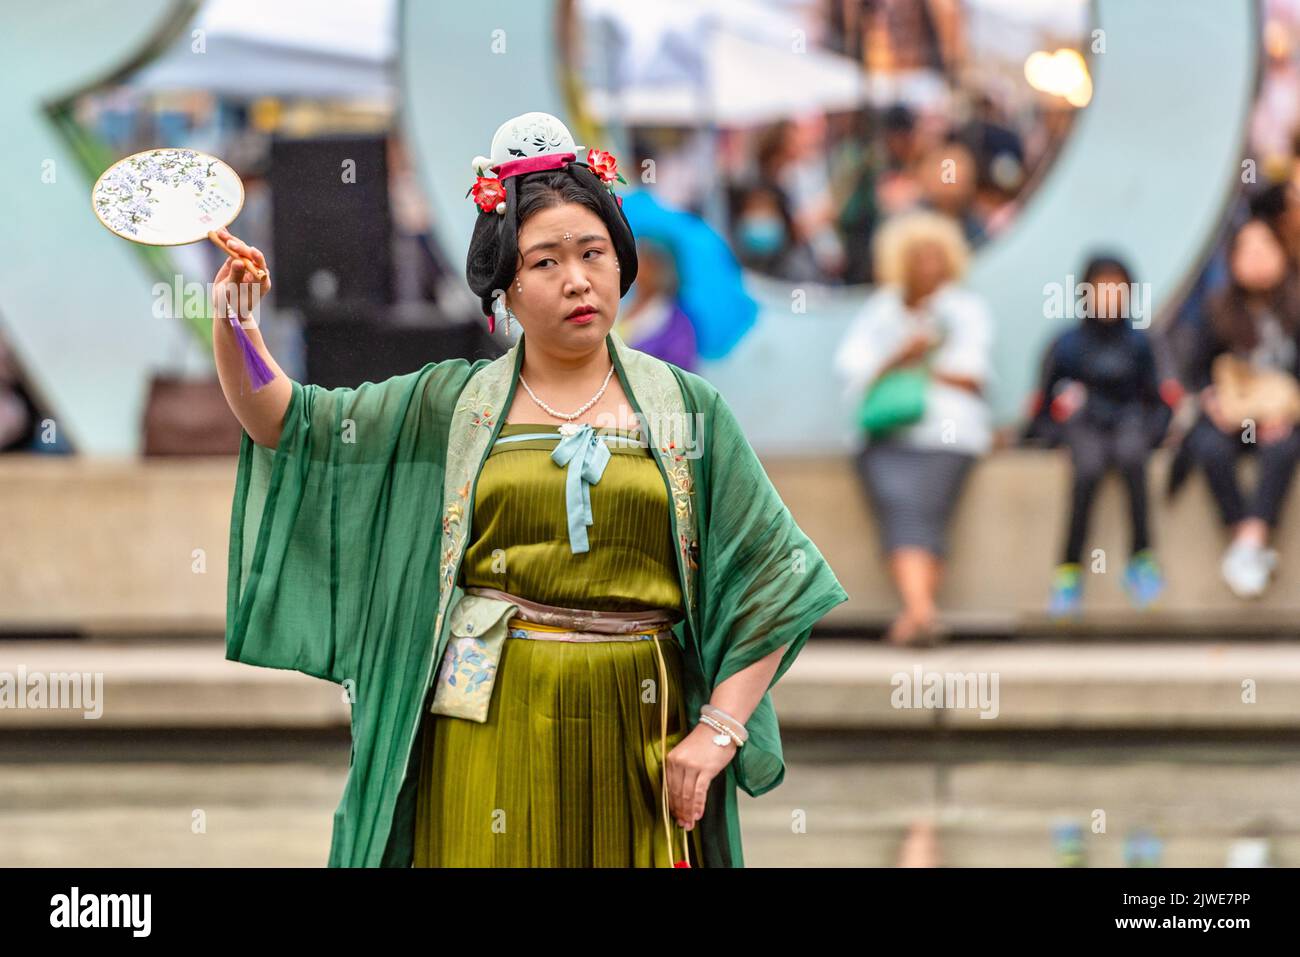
[225,329,849,866]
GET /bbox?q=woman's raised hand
[211,228,273,322]
[209,227,291,448]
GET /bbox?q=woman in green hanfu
[217,111,848,867]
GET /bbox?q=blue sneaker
[1123,827,1163,867]
[1123,550,1165,609]
[1051,820,1087,867]
[1048,564,1082,619]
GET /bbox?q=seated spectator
[1024,254,1174,617]
[1170,218,1300,597]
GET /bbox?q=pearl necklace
[519,361,616,421]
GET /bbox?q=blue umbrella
[621,189,757,361]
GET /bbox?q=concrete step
[2,736,1294,867]
[2,637,1299,730]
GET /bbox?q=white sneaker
[1221,541,1270,598]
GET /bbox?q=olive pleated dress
[413,422,706,867]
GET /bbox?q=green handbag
[857,366,929,438]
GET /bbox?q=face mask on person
[738,215,786,256]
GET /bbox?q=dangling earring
[508,280,521,335]
[491,290,510,335]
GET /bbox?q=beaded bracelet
[700,704,748,743]
[700,713,746,748]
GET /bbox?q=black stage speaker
[269,134,394,310]
[302,305,502,389]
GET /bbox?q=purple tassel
[227,316,277,391]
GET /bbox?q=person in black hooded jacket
[1025,255,1174,617]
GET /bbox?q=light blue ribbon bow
[550,423,611,554]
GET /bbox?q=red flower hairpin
[586,148,627,207]
[468,173,507,215]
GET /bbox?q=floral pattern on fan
[92,148,241,243]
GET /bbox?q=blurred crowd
[723,98,1035,285]
[7,0,1300,648]
[830,124,1300,644]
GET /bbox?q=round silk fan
[92,147,275,390]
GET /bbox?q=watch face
[92,147,244,246]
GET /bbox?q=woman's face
[737,191,787,257]
[903,240,951,302]
[1232,220,1287,292]
[920,144,976,212]
[509,204,621,353]
[509,202,619,354]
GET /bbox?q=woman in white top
[833,210,994,645]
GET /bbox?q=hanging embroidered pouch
[428,592,519,723]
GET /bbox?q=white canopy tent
[583,28,867,127]
[126,0,396,99]
[581,0,866,126]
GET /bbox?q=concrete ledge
[765,448,1300,630]
[0,639,347,728]
[2,448,1298,634]
[2,639,1297,731]
[779,641,1300,729]
[0,455,235,634]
